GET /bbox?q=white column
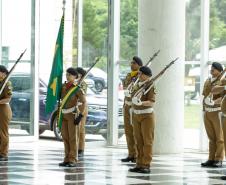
[31,0,39,140]
[107,0,120,146]
[77,0,83,67]
[0,0,2,62]
[138,0,185,153]
[199,0,209,151]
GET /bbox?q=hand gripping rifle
[127,50,160,93]
[0,49,27,95]
[133,57,179,99]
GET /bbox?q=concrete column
[138,0,185,153]
[107,0,120,146]
[0,0,2,62]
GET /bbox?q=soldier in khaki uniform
[121,56,143,163]
[201,62,224,168]
[129,66,155,174]
[75,67,88,158]
[59,68,86,167]
[0,65,12,161]
[211,77,226,179]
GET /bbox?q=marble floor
[1,139,226,185]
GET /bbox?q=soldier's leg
[141,113,155,169]
[78,107,87,153]
[0,109,11,157]
[61,116,70,163]
[204,112,217,160]
[0,121,9,157]
[132,114,143,168]
[68,113,78,163]
[209,111,224,161]
[123,105,136,158]
[222,113,226,153]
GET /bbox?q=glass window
[185,0,201,61]
[1,0,34,136]
[209,0,226,63]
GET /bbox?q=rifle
[78,57,100,85]
[0,49,27,95]
[133,57,179,99]
[127,50,160,93]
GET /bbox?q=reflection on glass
[184,64,201,129]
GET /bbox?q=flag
[45,13,64,113]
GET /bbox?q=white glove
[204,97,214,106]
[132,97,142,106]
[124,90,131,97]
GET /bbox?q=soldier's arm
[142,87,156,107]
[211,85,224,94]
[0,82,12,104]
[77,91,87,115]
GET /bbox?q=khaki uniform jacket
[61,82,86,113]
[0,81,12,100]
[123,72,139,105]
[132,82,156,110]
[202,77,222,110]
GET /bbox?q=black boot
[221,176,226,180]
[78,150,84,157]
[0,155,8,161]
[121,156,136,162]
[212,160,223,168]
[201,160,214,167]
[66,162,77,167]
[59,161,69,167]
[129,167,141,172]
[137,168,151,174]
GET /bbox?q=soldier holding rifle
[121,56,143,163]
[75,67,88,158]
[0,65,12,161]
[0,50,25,161]
[59,68,86,167]
[201,62,224,168]
[129,58,178,174]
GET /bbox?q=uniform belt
[125,100,132,106]
[62,106,76,114]
[133,108,153,114]
[205,107,221,112]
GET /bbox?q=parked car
[9,73,124,140]
[51,87,124,140]
[85,67,107,92]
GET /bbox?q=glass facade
[1,0,35,136]
[0,0,222,148]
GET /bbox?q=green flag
[45,13,64,113]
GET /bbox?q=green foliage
[186,0,226,61]
[82,0,138,70]
[120,0,138,60]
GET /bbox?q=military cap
[0,65,9,74]
[212,62,223,72]
[139,66,152,77]
[133,56,143,66]
[76,67,86,77]
[66,67,78,76]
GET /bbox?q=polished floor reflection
[1,140,226,184]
